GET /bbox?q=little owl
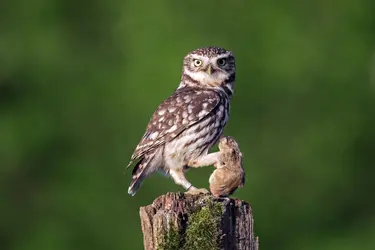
[126,46,236,196]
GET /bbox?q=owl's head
[180,46,236,95]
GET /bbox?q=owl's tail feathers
[127,153,156,196]
[124,158,137,176]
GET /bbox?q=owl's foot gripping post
[169,169,209,195]
[185,187,210,195]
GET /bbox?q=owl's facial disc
[187,56,231,87]
[180,47,235,93]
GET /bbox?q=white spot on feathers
[158,109,166,115]
[168,106,177,112]
[198,110,208,118]
[188,104,194,113]
[183,95,191,102]
[149,132,159,140]
[167,124,178,133]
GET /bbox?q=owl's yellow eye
[193,59,202,67]
[217,58,226,66]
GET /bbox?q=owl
[127,46,236,196]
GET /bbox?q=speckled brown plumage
[127,46,236,196]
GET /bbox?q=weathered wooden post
[139,192,258,250]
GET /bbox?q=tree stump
[139,192,258,250]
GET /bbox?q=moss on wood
[184,199,223,250]
[157,224,182,250]
[158,197,224,250]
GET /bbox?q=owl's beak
[206,65,213,75]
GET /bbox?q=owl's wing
[126,88,221,168]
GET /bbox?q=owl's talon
[185,187,210,195]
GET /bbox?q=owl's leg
[169,169,193,190]
[169,169,209,194]
[188,152,220,168]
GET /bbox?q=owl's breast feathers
[127,87,229,168]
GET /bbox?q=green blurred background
[1,1,375,249]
